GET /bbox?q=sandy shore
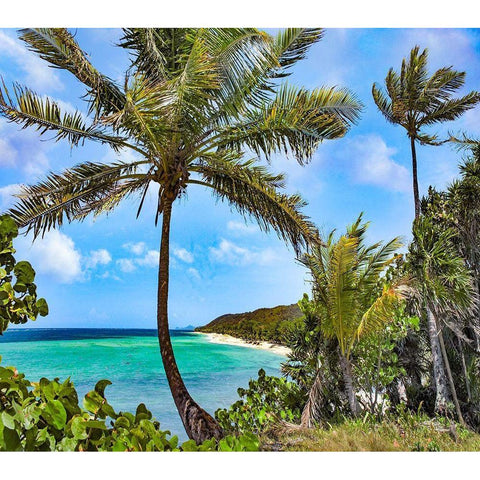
[195,331,291,356]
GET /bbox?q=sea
[0,328,285,441]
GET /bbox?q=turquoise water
[0,329,285,441]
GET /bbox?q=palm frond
[0,82,128,152]
[18,28,125,117]
[214,83,362,164]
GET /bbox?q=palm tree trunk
[339,353,361,416]
[157,197,223,443]
[458,337,472,402]
[426,307,451,413]
[410,135,421,219]
[437,327,465,425]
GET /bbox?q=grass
[260,411,480,451]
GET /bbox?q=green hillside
[195,304,303,345]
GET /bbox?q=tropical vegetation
[1,31,480,452]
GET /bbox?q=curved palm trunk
[410,135,421,219]
[426,307,451,413]
[157,197,223,443]
[339,353,361,416]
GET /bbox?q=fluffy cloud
[172,247,194,263]
[116,249,159,272]
[0,30,63,91]
[187,267,201,280]
[123,241,146,255]
[19,230,83,284]
[342,135,411,192]
[209,239,278,266]
[86,249,112,269]
[227,221,260,235]
[137,250,160,267]
[0,183,21,211]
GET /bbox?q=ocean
[0,328,285,441]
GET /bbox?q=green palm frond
[357,282,408,340]
[272,28,325,77]
[191,152,319,255]
[18,28,125,117]
[214,83,362,164]
[0,83,129,152]
[8,160,149,238]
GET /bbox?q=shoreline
[195,331,291,356]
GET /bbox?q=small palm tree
[0,28,362,442]
[298,214,407,418]
[372,46,480,219]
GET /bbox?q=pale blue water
[0,328,285,441]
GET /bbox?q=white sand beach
[195,332,291,356]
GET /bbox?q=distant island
[173,325,196,331]
[195,303,303,345]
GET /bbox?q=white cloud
[0,118,52,178]
[343,135,411,192]
[172,247,194,263]
[19,230,82,283]
[116,249,159,272]
[187,267,201,280]
[123,241,146,255]
[86,249,112,269]
[227,221,260,235]
[137,250,159,267]
[0,137,18,167]
[209,239,278,266]
[116,258,136,273]
[0,183,21,211]
[0,30,63,91]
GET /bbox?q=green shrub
[0,357,258,451]
[0,214,48,335]
[215,368,304,435]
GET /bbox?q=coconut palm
[0,28,362,442]
[298,214,407,419]
[372,45,480,219]
[407,216,475,423]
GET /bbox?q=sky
[1,28,480,329]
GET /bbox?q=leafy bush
[215,368,304,435]
[0,357,258,451]
[0,214,48,334]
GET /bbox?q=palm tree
[298,214,407,419]
[0,28,362,442]
[407,216,474,423]
[372,45,480,219]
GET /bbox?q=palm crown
[372,45,480,218]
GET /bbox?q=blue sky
[1,28,480,329]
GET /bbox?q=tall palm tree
[372,45,480,219]
[298,214,407,419]
[0,28,362,442]
[407,216,474,422]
